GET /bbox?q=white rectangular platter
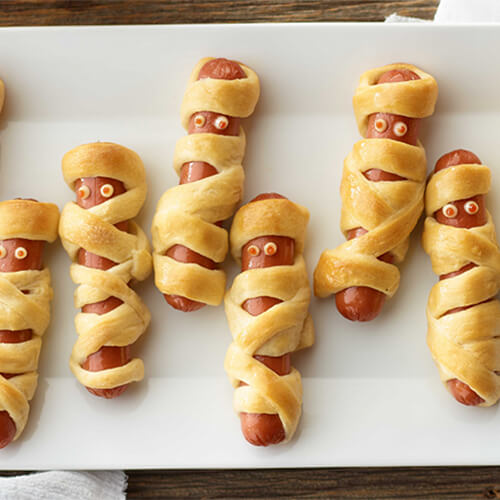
[0,23,499,469]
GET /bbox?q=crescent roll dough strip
[152,58,260,306]
[59,142,152,390]
[224,197,314,442]
[0,78,4,113]
[423,162,500,406]
[0,199,59,441]
[314,63,438,300]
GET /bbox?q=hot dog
[423,149,500,407]
[424,149,500,406]
[74,176,131,398]
[0,232,43,448]
[163,59,242,313]
[59,142,152,399]
[225,193,314,446]
[314,63,438,321]
[236,193,293,445]
[0,198,59,448]
[152,57,260,312]
[335,69,420,322]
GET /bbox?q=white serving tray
[0,23,499,469]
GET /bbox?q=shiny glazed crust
[314,63,438,299]
[423,161,500,406]
[0,79,4,113]
[224,197,314,442]
[0,200,59,440]
[151,57,260,306]
[59,142,152,390]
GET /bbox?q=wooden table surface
[3,1,500,499]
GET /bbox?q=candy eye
[100,184,114,198]
[214,116,229,130]
[393,121,408,137]
[247,244,260,257]
[464,200,479,215]
[374,118,388,133]
[0,246,6,259]
[15,247,28,260]
[264,242,278,256]
[194,114,206,128]
[77,185,90,200]
[442,203,458,218]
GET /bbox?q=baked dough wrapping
[423,161,500,406]
[224,197,314,442]
[0,78,4,113]
[151,57,260,306]
[314,63,438,299]
[0,199,59,440]
[59,142,152,390]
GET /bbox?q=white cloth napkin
[0,470,127,500]
[387,0,500,23]
[434,0,500,22]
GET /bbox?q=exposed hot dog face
[366,113,420,146]
[74,176,132,399]
[188,111,240,136]
[162,57,251,312]
[334,67,423,322]
[435,195,486,229]
[430,149,488,406]
[0,239,44,273]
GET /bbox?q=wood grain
[126,467,500,499]
[0,0,439,26]
[1,467,500,499]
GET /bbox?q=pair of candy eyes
[77,183,114,200]
[374,118,408,137]
[442,201,480,218]
[193,114,229,131]
[247,242,278,257]
[0,246,28,260]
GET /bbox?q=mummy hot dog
[314,64,438,321]
[59,142,152,398]
[152,57,260,312]
[225,193,314,446]
[423,149,500,407]
[0,199,59,448]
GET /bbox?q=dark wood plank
[2,467,500,498]
[0,0,439,26]
[124,467,500,499]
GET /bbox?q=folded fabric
[387,0,500,23]
[435,0,500,22]
[0,470,126,500]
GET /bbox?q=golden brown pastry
[151,57,260,312]
[0,199,59,447]
[225,193,314,446]
[0,78,4,113]
[423,149,500,407]
[314,63,438,321]
[59,142,152,398]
